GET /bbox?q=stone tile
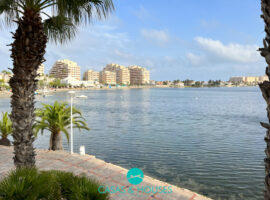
[0,146,212,200]
[111,193,151,200]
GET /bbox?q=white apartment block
[230,75,268,84]
[83,70,100,82]
[104,64,130,85]
[0,73,12,83]
[229,77,245,84]
[99,70,116,85]
[50,59,81,80]
[37,64,45,76]
[258,75,268,83]
[128,66,150,85]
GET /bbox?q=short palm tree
[0,112,12,146]
[34,101,89,151]
[0,0,114,167]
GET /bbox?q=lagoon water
[0,87,266,200]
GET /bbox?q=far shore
[0,85,258,99]
[0,86,157,99]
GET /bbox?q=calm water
[0,87,266,200]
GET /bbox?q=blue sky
[0,0,266,81]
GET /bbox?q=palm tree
[259,1,270,199]
[34,101,89,151]
[0,0,114,167]
[0,112,12,146]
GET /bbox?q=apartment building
[0,73,12,83]
[83,70,100,82]
[244,76,259,83]
[99,70,116,85]
[230,75,268,84]
[49,59,80,80]
[259,75,268,83]
[128,66,150,85]
[37,64,45,76]
[229,77,245,84]
[104,64,130,85]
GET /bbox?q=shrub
[0,168,109,200]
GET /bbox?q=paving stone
[0,146,212,200]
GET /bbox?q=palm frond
[35,101,90,144]
[0,112,12,138]
[44,15,77,43]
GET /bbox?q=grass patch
[0,168,109,200]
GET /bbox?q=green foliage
[0,79,10,90]
[34,101,90,142]
[1,70,11,75]
[208,80,221,87]
[0,112,12,139]
[48,78,67,88]
[194,81,204,87]
[49,171,109,200]
[183,79,195,86]
[173,79,180,85]
[38,79,45,88]
[162,81,168,85]
[0,168,109,200]
[0,0,114,44]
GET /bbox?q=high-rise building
[83,70,100,82]
[99,70,116,85]
[229,77,245,84]
[0,73,12,83]
[104,64,130,85]
[49,59,80,80]
[229,75,268,84]
[244,76,259,83]
[37,64,45,76]
[128,66,150,85]
[259,75,268,83]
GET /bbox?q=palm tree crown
[0,0,114,43]
[34,101,89,150]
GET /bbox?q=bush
[0,168,109,200]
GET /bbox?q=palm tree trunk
[260,1,270,199]
[49,131,63,151]
[9,10,47,167]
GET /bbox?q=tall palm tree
[34,101,89,151]
[260,0,270,199]
[0,112,12,146]
[0,0,114,167]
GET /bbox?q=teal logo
[127,168,144,185]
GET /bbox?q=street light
[68,91,75,154]
[68,91,88,155]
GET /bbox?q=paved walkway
[0,146,211,200]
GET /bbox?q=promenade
[0,146,211,200]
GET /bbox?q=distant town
[0,59,268,90]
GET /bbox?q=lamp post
[68,91,75,154]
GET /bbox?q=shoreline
[0,85,258,99]
[0,146,212,200]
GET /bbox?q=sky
[0,0,266,81]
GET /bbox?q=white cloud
[194,37,261,63]
[132,5,150,20]
[141,29,170,46]
[186,53,205,65]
